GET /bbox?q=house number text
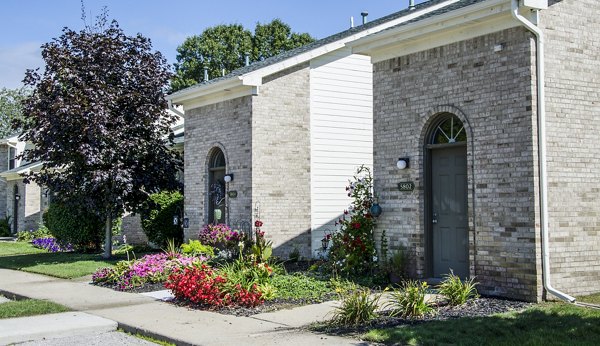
[397,182,415,192]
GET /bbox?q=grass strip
[0,299,70,319]
[362,302,600,345]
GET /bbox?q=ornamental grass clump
[387,280,435,318]
[438,270,479,306]
[331,289,380,326]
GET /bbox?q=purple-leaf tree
[17,14,182,258]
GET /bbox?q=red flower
[254,220,263,227]
[352,222,361,229]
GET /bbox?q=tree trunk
[102,215,113,259]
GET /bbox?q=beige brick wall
[252,63,312,258]
[6,180,43,232]
[373,27,542,301]
[183,96,253,241]
[541,0,600,297]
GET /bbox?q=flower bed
[92,253,205,291]
[165,264,263,308]
[31,237,73,253]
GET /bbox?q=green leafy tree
[171,19,315,92]
[17,14,182,258]
[0,88,29,138]
[252,19,314,61]
[171,24,252,92]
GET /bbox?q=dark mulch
[214,292,340,317]
[310,296,532,336]
[282,260,315,273]
[93,282,167,294]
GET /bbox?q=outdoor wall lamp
[224,174,234,183]
[397,157,410,170]
[14,194,20,201]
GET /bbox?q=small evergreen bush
[0,216,11,237]
[45,202,104,251]
[438,270,479,306]
[140,191,184,247]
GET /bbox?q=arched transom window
[430,114,467,144]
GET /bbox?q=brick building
[167,3,462,257]
[349,0,599,301]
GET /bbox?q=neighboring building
[0,134,47,233]
[0,112,184,240]
[347,0,599,301]
[167,1,459,257]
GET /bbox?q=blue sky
[0,0,427,89]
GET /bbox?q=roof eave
[350,0,515,57]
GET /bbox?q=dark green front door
[431,145,468,278]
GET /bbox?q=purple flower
[32,237,73,253]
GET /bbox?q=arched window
[429,114,467,144]
[208,148,226,224]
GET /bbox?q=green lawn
[0,242,46,256]
[0,298,70,319]
[0,242,128,279]
[363,296,600,346]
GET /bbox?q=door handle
[432,212,438,224]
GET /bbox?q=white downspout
[167,99,185,118]
[511,0,575,303]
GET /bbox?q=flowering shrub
[250,218,272,263]
[31,237,73,252]
[92,253,204,291]
[328,165,377,277]
[165,264,263,308]
[199,224,243,250]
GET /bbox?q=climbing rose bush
[328,165,377,277]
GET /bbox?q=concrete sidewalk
[0,269,369,345]
[0,312,117,345]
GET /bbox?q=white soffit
[349,0,530,63]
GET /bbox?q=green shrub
[16,230,34,242]
[387,280,434,318]
[0,216,11,237]
[45,202,103,251]
[271,273,331,300]
[331,289,380,326]
[140,191,184,247]
[438,270,479,306]
[180,240,214,257]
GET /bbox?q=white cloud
[0,42,43,89]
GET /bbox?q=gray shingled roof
[170,0,487,97]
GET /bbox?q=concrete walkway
[0,269,370,345]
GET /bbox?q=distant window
[8,147,16,170]
[430,114,467,144]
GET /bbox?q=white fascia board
[0,162,43,181]
[167,77,246,105]
[350,0,512,58]
[181,85,255,111]
[241,0,461,83]
[170,0,461,106]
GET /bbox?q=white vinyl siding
[310,47,373,256]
